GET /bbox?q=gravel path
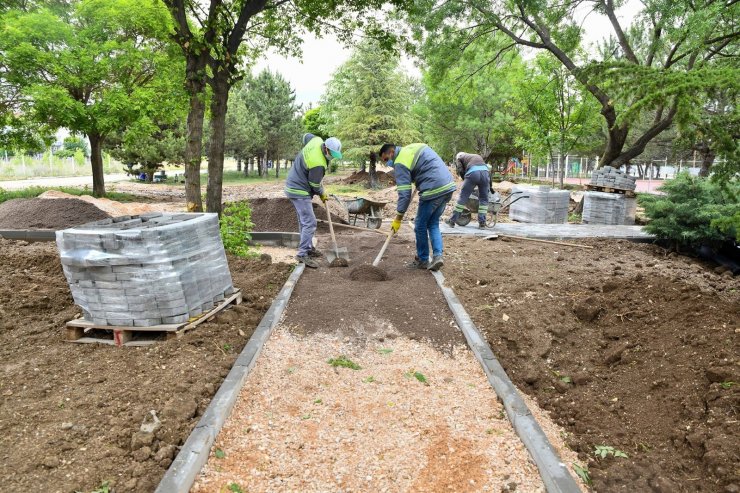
[192,328,574,492]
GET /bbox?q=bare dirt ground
[443,236,739,492]
[193,230,583,492]
[0,239,291,492]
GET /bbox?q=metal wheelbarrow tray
[337,197,388,229]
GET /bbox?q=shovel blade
[326,247,349,263]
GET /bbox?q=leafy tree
[322,40,420,188]
[639,173,739,250]
[302,106,329,140]
[56,135,89,158]
[408,0,740,170]
[514,54,602,187]
[418,33,524,167]
[242,70,301,177]
[163,0,413,213]
[0,0,176,196]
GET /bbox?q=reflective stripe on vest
[394,143,427,171]
[302,136,327,170]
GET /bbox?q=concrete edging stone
[432,270,582,493]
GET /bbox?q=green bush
[220,201,254,257]
[639,173,739,250]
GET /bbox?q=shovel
[324,201,349,263]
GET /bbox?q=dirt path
[192,231,583,492]
[442,236,739,492]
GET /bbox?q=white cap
[325,137,343,159]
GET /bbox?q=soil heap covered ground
[248,197,346,232]
[0,198,110,229]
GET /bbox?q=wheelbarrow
[455,190,529,227]
[333,196,388,229]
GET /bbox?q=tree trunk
[275,157,279,178]
[249,157,254,175]
[236,157,242,172]
[696,142,715,177]
[360,160,366,173]
[558,146,565,189]
[598,120,629,169]
[369,152,379,189]
[206,75,229,215]
[184,84,206,212]
[88,133,105,197]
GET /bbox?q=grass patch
[0,186,139,204]
[327,355,361,370]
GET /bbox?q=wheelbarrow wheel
[456,211,472,226]
[367,217,383,229]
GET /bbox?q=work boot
[445,216,456,228]
[427,255,444,271]
[307,247,323,258]
[406,256,430,270]
[478,221,488,229]
[296,255,319,268]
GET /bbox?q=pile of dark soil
[0,198,110,229]
[349,264,387,281]
[329,257,349,268]
[0,238,291,492]
[443,236,739,492]
[248,198,346,232]
[342,170,395,187]
[286,230,463,348]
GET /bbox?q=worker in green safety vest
[285,133,343,268]
[379,143,456,271]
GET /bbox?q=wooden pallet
[65,289,242,347]
[586,184,636,197]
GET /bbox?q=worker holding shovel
[446,152,492,228]
[285,133,343,268]
[379,143,455,271]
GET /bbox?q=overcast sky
[253,1,641,108]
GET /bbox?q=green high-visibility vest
[395,143,427,171]
[302,137,327,169]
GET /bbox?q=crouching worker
[379,143,455,271]
[285,133,343,268]
[447,152,491,228]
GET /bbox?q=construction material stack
[583,167,637,225]
[589,166,637,191]
[509,186,569,224]
[582,192,637,225]
[56,213,234,327]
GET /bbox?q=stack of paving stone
[582,191,637,225]
[509,186,569,224]
[589,166,637,191]
[56,213,234,327]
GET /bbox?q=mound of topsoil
[0,198,110,230]
[249,198,346,232]
[342,170,395,187]
[349,264,388,281]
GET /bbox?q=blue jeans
[415,192,452,262]
[290,198,316,256]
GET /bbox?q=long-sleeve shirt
[284,133,326,199]
[456,152,488,176]
[393,145,456,214]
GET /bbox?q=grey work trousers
[290,197,316,256]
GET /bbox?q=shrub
[639,173,739,250]
[220,201,254,257]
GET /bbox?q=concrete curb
[0,229,56,241]
[155,263,306,493]
[248,231,300,248]
[431,270,582,493]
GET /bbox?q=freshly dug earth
[329,257,349,268]
[288,230,464,348]
[0,239,291,492]
[0,198,110,229]
[444,236,740,492]
[349,264,387,281]
[248,197,346,232]
[193,329,558,493]
[342,169,395,186]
